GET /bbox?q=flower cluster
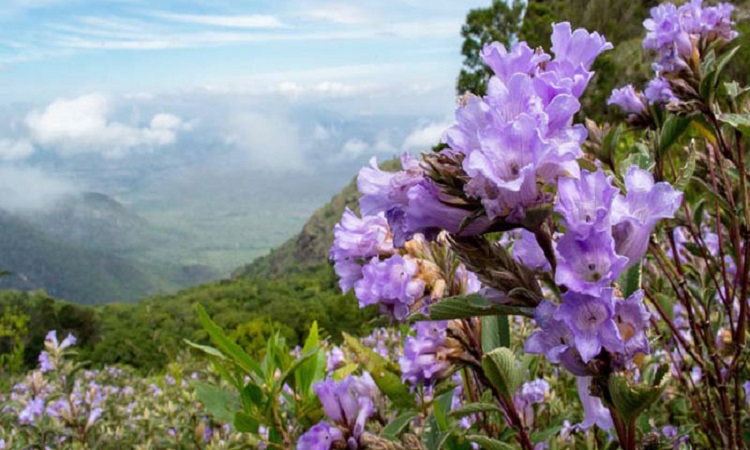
[299,374,379,449]
[1,330,249,448]
[399,321,451,387]
[609,0,736,111]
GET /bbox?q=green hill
[0,210,178,304]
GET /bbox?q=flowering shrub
[0,330,253,449]
[192,1,750,449]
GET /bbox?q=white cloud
[340,135,397,160]
[341,138,368,158]
[312,124,332,141]
[0,166,77,212]
[25,94,187,157]
[0,139,34,160]
[154,13,286,29]
[224,112,305,172]
[303,5,372,25]
[402,121,451,151]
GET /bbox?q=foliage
[456,0,524,96]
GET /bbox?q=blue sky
[0,0,487,102]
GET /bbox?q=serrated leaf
[343,333,416,410]
[618,262,642,298]
[467,435,516,450]
[481,348,520,401]
[448,402,502,418]
[430,294,534,321]
[481,315,510,354]
[381,411,418,441]
[194,382,240,424]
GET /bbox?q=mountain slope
[233,158,400,279]
[0,211,177,304]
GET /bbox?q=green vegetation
[0,264,373,374]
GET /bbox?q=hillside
[233,158,401,279]
[0,210,176,304]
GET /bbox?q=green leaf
[423,415,451,450]
[467,435,516,450]
[381,411,418,441]
[196,304,263,379]
[241,382,264,411]
[296,321,323,397]
[344,333,416,410]
[674,144,696,191]
[194,382,240,424]
[233,411,259,433]
[430,294,534,321]
[448,402,502,418]
[531,425,562,444]
[711,46,740,93]
[608,370,670,425]
[184,339,226,360]
[481,348,521,401]
[658,115,692,157]
[276,348,318,393]
[481,315,510,353]
[434,390,455,432]
[618,262,642,298]
[718,113,750,135]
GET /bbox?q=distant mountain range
[0,193,217,304]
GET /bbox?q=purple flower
[330,208,393,292]
[39,352,54,372]
[399,321,451,386]
[19,398,45,425]
[644,77,677,105]
[354,254,425,320]
[549,22,613,71]
[297,421,345,450]
[357,154,426,247]
[554,289,623,363]
[555,169,618,237]
[525,300,575,365]
[614,290,651,361]
[555,230,628,296]
[643,1,736,74]
[481,41,550,83]
[405,181,492,238]
[313,375,377,445]
[577,376,613,430]
[512,229,551,272]
[608,85,648,115]
[612,166,683,267]
[514,379,550,428]
[326,346,346,373]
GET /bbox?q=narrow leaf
[449,402,502,418]
[430,294,534,321]
[381,411,418,441]
[467,435,516,450]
